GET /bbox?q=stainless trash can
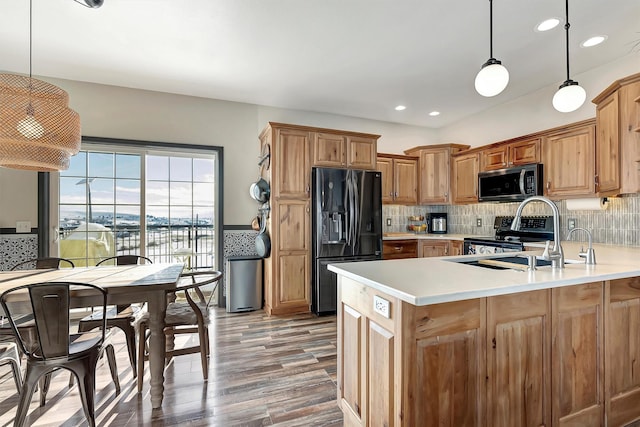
[225,256,263,313]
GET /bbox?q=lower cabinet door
[487,290,551,427]
[340,304,364,425]
[367,321,395,427]
[552,282,604,427]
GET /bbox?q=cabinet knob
[395,191,398,197]
[546,182,551,190]
[306,185,310,194]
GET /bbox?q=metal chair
[0,282,119,427]
[10,257,75,271]
[77,255,152,379]
[137,269,221,392]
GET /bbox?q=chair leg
[39,372,52,407]
[198,324,208,380]
[120,325,137,378]
[5,345,22,393]
[75,355,99,427]
[14,366,42,427]
[104,344,120,395]
[136,321,147,393]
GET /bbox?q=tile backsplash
[383,193,640,246]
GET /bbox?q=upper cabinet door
[418,148,451,204]
[543,124,595,198]
[452,152,479,204]
[481,146,509,171]
[312,133,346,167]
[274,128,310,199]
[377,156,395,204]
[509,138,540,166]
[596,92,621,195]
[393,157,418,205]
[346,136,377,170]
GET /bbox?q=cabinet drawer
[383,240,417,259]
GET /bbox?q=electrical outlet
[386,218,392,227]
[568,218,576,230]
[16,221,31,233]
[373,295,390,318]
[476,218,482,227]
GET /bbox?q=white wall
[436,54,640,147]
[0,79,437,227]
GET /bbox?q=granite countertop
[328,241,640,306]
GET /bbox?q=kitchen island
[329,242,640,427]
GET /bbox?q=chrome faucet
[567,227,596,265]
[511,196,564,269]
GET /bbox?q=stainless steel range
[463,216,554,255]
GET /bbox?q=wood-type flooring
[0,308,342,426]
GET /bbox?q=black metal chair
[137,269,221,392]
[0,282,119,427]
[10,257,75,271]
[77,255,152,379]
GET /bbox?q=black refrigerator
[312,167,382,315]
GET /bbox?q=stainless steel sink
[454,255,583,270]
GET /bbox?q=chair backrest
[10,257,75,271]
[176,270,222,311]
[0,282,107,360]
[96,255,152,266]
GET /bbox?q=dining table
[0,262,185,409]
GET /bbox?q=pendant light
[0,0,81,171]
[475,0,509,97]
[552,0,586,112]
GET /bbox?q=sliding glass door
[55,138,221,269]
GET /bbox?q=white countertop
[383,233,478,241]
[328,242,640,306]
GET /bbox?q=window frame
[39,136,224,270]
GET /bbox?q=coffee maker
[428,212,447,234]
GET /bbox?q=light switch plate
[16,221,31,233]
[476,218,482,227]
[386,218,392,227]
[568,218,576,230]
[373,295,390,318]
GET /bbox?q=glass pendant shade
[475,60,510,97]
[0,73,81,171]
[552,80,586,112]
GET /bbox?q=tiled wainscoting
[384,193,640,246]
[0,234,38,271]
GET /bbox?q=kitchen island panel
[606,277,640,427]
[407,298,486,427]
[552,282,604,427]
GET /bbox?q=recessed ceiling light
[535,18,560,32]
[429,111,440,116]
[581,35,607,47]
[395,105,406,111]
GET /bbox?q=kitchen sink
[454,255,583,271]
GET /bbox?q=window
[55,137,222,270]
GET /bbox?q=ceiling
[1,0,639,128]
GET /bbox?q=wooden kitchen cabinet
[592,72,640,195]
[404,144,469,205]
[418,239,450,257]
[450,240,463,256]
[605,277,640,427]
[552,282,604,427]
[480,137,540,171]
[377,154,418,205]
[260,122,380,315]
[452,151,479,204]
[406,298,486,426]
[273,127,311,199]
[338,279,398,427]
[486,289,551,427]
[312,133,378,170]
[543,121,596,198]
[383,239,417,259]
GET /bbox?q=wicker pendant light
[0,0,81,171]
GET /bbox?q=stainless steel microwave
[478,163,543,202]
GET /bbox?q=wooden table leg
[148,290,167,409]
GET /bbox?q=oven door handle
[519,169,527,195]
